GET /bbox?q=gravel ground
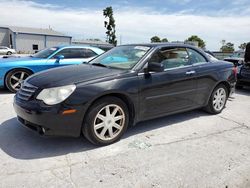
[0,88,250,188]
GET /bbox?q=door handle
[186,70,196,75]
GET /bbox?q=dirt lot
[0,88,250,188]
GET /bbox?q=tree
[103,6,117,46]
[151,36,161,43]
[150,36,169,43]
[220,42,235,52]
[161,38,169,42]
[185,35,206,48]
[239,43,247,50]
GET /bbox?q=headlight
[36,85,76,105]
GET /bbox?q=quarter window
[187,48,207,64]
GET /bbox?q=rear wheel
[82,96,129,146]
[5,69,32,92]
[6,51,12,55]
[204,84,228,114]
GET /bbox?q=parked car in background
[0,45,104,92]
[236,64,250,89]
[224,50,244,67]
[0,46,16,55]
[14,43,236,146]
[236,44,250,89]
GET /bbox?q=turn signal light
[62,109,77,115]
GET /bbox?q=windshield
[89,45,151,69]
[32,47,59,58]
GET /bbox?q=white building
[72,39,114,51]
[0,26,72,53]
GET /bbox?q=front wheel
[6,51,12,55]
[204,84,228,114]
[5,69,32,92]
[82,97,129,146]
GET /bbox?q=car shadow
[0,88,12,94]
[235,87,250,96]
[0,118,97,160]
[0,110,209,160]
[125,110,209,138]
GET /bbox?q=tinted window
[83,49,97,58]
[149,48,190,69]
[33,47,59,58]
[187,48,207,64]
[54,48,97,59]
[54,48,76,58]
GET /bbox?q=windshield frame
[89,45,152,70]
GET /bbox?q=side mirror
[55,55,64,63]
[147,62,164,73]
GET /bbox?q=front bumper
[14,96,85,137]
[0,72,5,88]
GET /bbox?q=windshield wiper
[91,63,109,68]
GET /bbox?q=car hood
[26,64,125,88]
[0,56,44,65]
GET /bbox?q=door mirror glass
[147,62,164,72]
[55,55,64,63]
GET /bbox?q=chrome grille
[17,82,38,101]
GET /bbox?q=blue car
[0,45,104,92]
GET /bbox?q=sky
[0,0,249,50]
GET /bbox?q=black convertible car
[14,43,236,145]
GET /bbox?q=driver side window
[53,48,74,59]
[148,48,190,70]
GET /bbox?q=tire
[6,51,12,55]
[82,96,129,146]
[204,84,228,114]
[5,69,32,93]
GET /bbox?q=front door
[139,47,198,120]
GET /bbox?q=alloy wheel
[10,71,29,91]
[213,88,227,111]
[93,104,125,141]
